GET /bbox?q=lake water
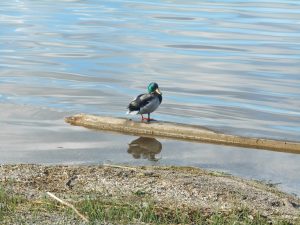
[0,0,300,195]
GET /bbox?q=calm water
[0,0,300,195]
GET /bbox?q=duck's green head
[148,82,161,95]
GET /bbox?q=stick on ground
[46,192,89,223]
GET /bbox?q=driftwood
[65,114,300,154]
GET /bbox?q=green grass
[0,186,25,221]
[0,186,298,225]
[78,197,202,224]
[75,195,295,225]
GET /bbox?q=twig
[46,192,89,223]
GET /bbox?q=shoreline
[1,164,299,224]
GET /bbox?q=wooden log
[65,114,300,154]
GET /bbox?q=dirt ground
[0,164,299,224]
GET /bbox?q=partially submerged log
[65,114,300,154]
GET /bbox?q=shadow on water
[127,137,162,161]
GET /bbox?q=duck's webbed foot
[141,114,155,122]
[141,114,148,122]
[147,113,157,121]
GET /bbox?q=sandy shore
[0,164,299,224]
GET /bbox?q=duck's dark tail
[127,98,140,114]
[127,104,139,115]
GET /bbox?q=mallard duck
[127,82,162,122]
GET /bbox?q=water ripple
[0,0,299,141]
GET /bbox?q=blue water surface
[0,0,300,195]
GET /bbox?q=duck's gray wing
[138,94,160,114]
[127,93,155,112]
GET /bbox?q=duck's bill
[155,88,162,95]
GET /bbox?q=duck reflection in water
[127,137,162,161]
